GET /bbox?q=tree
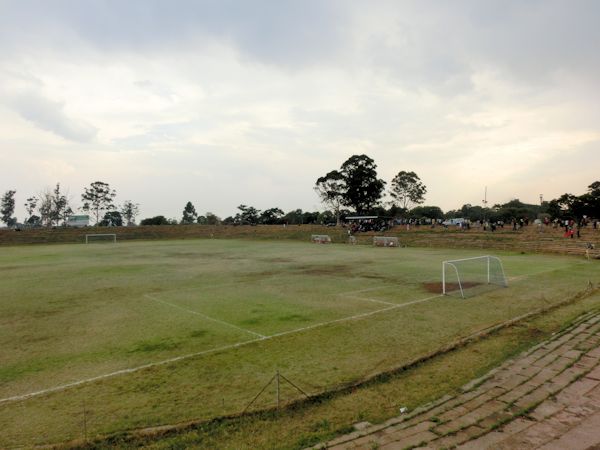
[196,213,221,225]
[409,206,444,221]
[181,201,198,224]
[1,190,17,226]
[99,211,123,227]
[140,215,169,225]
[314,170,346,225]
[389,171,427,210]
[549,194,584,220]
[81,181,116,224]
[205,212,221,225]
[234,204,261,225]
[24,196,38,223]
[29,185,71,227]
[339,155,386,213]
[120,200,140,226]
[51,183,72,226]
[38,190,53,227]
[284,209,304,224]
[588,181,600,196]
[582,181,600,218]
[260,207,284,224]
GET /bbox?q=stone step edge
[312,307,600,449]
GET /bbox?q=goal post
[311,234,332,244]
[373,236,399,247]
[442,255,507,298]
[85,233,117,244]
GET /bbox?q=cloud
[1,1,600,221]
[0,68,97,142]
[6,91,97,142]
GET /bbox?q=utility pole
[482,186,488,208]
[482,186,488,224]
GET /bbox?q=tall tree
[181,201,198,224]
[81,181,116,224]
[38,190,53,226]
[339,155,386,213]
[0,190,17,226]
[52,183,72,226]
[25,195,40,225]
[389,171,427,210]
[120,200,140,226]
[314,170,345,225]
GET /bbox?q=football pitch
[0,238,596,446]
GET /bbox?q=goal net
[373,236,399,247]
[442,255,507,298]
[85,233,117,244]
[311,234,332,244]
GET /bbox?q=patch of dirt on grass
[295,264,353,276]
[423,281,482,293]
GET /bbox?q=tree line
[0,181,139,227]
[1,156,599,228]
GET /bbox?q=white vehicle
[442,218,466,226]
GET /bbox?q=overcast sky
[1,0,599,221]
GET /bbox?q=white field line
[144,294,265,339]
[337,286,386,296]
[0,338,262,405]
[507,261,588,283]
[341,294,397,307]
[0,294,444,405]
[267,294,444,340]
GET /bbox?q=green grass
[0,238,598,447]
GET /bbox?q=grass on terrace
[0,238,597,447]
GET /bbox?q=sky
[1,0,599,222]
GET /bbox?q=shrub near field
[0,238,598,447]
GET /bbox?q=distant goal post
[311,234,332,244]
[85,233,117,244]
[442,255,507,298]
[373,236,399,247]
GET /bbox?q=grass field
[0,238,598,447]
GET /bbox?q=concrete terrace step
[312,311,600,450]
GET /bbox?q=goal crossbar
[442,255,507,298]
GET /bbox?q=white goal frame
[85,233,117,244]
[311,234,332,244]
[442,255,507,298]
[373,236,399,247]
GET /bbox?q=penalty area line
[340,294,397,306]
[144,294,265,339]
[267,294,444,340]
[0,293,444,405]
